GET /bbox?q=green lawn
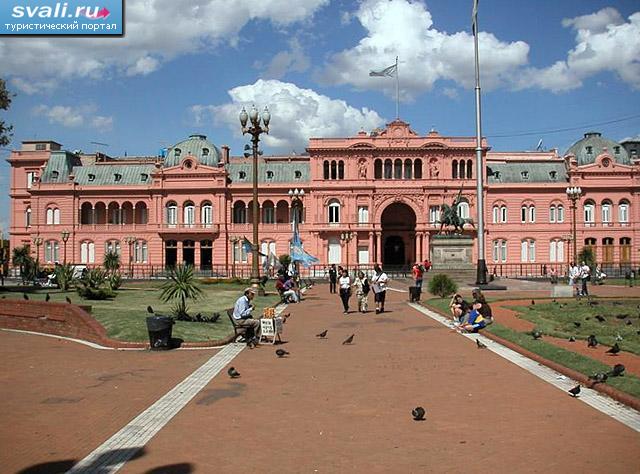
[4,281,281,343]
[425,297,640,399]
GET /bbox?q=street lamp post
[288,188,305,276]
[340,231,353,270]
[229,235,241,278]
[566,186,582,264]
[240,105,271,294]
[32,236,43,264]
[61,229,70,264]
[124,236,136,278]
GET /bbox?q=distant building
[8,121,639,275]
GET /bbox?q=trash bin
[146,316,174,350]
[409,286,421,302]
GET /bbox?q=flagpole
[395,56,399,119]
[473,0,487,285]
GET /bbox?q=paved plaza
[2,284,640,473]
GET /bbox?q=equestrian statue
[438,189,475,235]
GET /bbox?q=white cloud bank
[319,0,640,97]
[32,104,113,131]
[191,79,385,152]
[1,0,329,93]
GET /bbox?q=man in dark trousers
[328,264,337,294]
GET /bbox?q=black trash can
[409,286,421,302]
[146,316,174,350]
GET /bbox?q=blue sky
[1,0,640,231]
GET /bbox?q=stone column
[375,232,381,264]
[369,232,375,265]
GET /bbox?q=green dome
[164,134,222,167]
[565,132,630,166]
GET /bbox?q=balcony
[77,223,220,234]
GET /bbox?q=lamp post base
[475,258,488,285]
[250,277,265,296]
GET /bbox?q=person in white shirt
[338,269,351,314]
[579,261,591,297]
[568,262,580,295]
[371,264,389,314]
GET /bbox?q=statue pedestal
[430,235,474,269]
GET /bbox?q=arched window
[233,201,247,224]
[459,160,465,180]
[493,239,507,262]
[25,207,31,227]
[529,205,536,223]
[549,205,556,223]
[338,160,345,180]
[601,200,612,225]
[44,240,59,263]
[262,200,275,224]
[452,160,458,179]
[46,207,54,224]
[500,205,507,223]
[521,239,535,262]
[467,159,473,179]
[323,161,330,180]
[201,202,213,227]
[105,240,121,255]
[183,201,195,227]
[134,240,148,263]
[521,205,527,223]
[583,201,595,225]
[166,201,177,227]
[80,241,95,264]
[492,205,499,224]
[414,159,422,179]
[384,159,393,179]
[493,204,507,223]
[457,200,470,219]
[520,204,535,223]
[328,199,340,224]
[394,159,402,179]
[374,159,382,179]
[404,159,412,179]
[549,239,564,262]
[618,200,629,224]
[556,205,564,223]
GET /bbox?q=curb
[421,301,640,412]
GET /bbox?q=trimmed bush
[428,273,458,298]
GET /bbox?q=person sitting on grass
[471,288,493,325]
[232,287,261,344]
[449,293,470,323]
[458,302,486,333]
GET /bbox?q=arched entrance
[381,202,416,267]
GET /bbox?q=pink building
[8,121,640,276]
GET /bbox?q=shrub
[578,247,596,269]
[160,264,203,321]
[54,263,75,291]
[279,254,291,269]
[77,287,115,300]
[428,274,458,298]
[108,271,122,290]
[76,268,116,300]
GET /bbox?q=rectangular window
[358,206,369,224]
[521,207,526,223]
[493,240,507,262]
[27,172,36,189]
[521,241,528,262]
[429,206,441,224]
[492,207,499,224]
[167,207,177,226]
[549,206,556,223]
[529,241,536,262]
[584,205,594,224]
[233,242,248,263]
[500,206,507,223]
[264,207,275,224]
[549,241,556,262]
[602,205,611,224]
[619,204,629,224]
[35,143,46,151]
[529,206,536,223]
[328,205,340,224]
[557,206,564,223]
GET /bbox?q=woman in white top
[338,269,351,314]
[371,264,389,314]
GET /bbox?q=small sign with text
[0,0,124,36]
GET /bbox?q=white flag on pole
[369,63,397,77]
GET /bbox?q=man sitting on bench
[232,287,261,343]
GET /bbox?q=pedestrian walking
[371,264,389,314]
[353,270,370,313]
[412,263,424,288]
[338,268,351,314]
[579,261,590,297]
[328,264,337,294]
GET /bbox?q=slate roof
[565,132,630,166]
[227,161,310,184]
[72,164,156,186]
[40,151,80,184]
[487,162,567,184]
[164,134,222,167]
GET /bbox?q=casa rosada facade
[8,120,640,276]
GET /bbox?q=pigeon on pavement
[275,349,289,358]
[23,293,29,300]
[316,330,328,338]
[588,372,608,384]
[412,406,426,421]
[45,293,51,302]
[606,343,620,355]
[65,296,72,304]
[568,385,581,397]
[227,367,241,378]
[342,334,355,345]
[476,339,487,349]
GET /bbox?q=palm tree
[160,264,203,320]
[12,245,34,284]
[103,251,120,273]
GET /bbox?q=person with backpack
[353,270,370,313]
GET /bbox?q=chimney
[221,145,230,165]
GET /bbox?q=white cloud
[192,79,385,152]
[259,38,310,80]
[0,0,329,92]
[32,104,113,131]
[10,77,57,95]
[319,0,529,100]
[519,8,640,92]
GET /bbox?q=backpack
[362,278,370,295]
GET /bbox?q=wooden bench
[226,308,253,342]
